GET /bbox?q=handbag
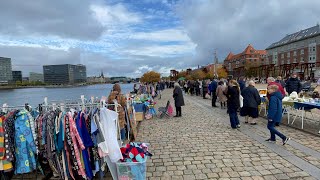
[239,95,244,108]
[205,93,211,99]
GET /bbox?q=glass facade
[43,64,87,84]
[12,71,22,82]
[0,57,13,84]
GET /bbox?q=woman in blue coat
[266,85,290,145]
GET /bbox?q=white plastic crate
[116,158,147,180]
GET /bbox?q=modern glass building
[12,71,22,82]
[0,57,13,84]
[43,64,87,84]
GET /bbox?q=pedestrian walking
[240,80,261,125]
[209,78,218,107]
[173,82,185,117]
[225,80,241,129]
[216,81,227,109]
[266,85,290,145]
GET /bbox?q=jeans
[229,108,239,128]
[267,120,286,141]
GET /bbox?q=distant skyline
[0,0,320,77]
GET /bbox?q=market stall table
[291,102,320,129]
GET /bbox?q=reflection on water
[0,84,133,107]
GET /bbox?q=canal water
[0,84,133,107]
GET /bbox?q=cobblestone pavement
[136,89,320,180]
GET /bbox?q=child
[266,85,290,145]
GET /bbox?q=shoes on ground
[250,122,257,125]
[283,137,290,145]
[174,115,179,117]
[245,121,248,124]
[265,138,276,143]
[236,124,241,128]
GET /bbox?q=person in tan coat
[216,81,227,109]
[108,83,127,140]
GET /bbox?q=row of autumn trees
[140,67,228,83]
[176,67,228,81]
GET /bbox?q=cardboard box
[135,112,144,121]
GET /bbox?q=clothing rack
[1,95,127,180]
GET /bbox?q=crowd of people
[176,73,320,146]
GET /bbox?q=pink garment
[67,113,86,178]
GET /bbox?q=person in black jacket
[240,80,261,125]
[225,80,241,129]
[173,82,185,117]
[285,73,302,94]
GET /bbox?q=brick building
[266,24,320,80]
[223,44,267,78]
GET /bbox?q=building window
[287,52,290,57]
[301,49,304,54]
[313,47,316,52]
[301,57,304,62]
[293,51,297,56]
[281,54,284,58]
[293,58,297,63]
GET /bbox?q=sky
[0,0,320,77]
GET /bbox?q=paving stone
[206,173,219,178]
[273,173,290,179]
[183,175,196,180]
[195,174,207,179]
[228,171,240,178]
[252,176,264,180]
[239,171,251,177]
[218,172,230,178]
[263,175,277,180]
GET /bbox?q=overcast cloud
[0,0,319,77]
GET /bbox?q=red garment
[267,82,285,100]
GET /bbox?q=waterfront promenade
[137,89,320,180]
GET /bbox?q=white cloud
[91,4,142,27]
[132,28,192,42]
[123,42,196,57]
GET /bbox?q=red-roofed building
[224,44,267,78]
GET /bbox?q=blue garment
[76,112,94,179]
[267,120,286,141]
[267,91,283,122]
[120,128,126,140]
[228,108,239,129]
[14,110,37,174]
[209,80,217,93]
[57,114,64,152]
[238,80,245,91]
